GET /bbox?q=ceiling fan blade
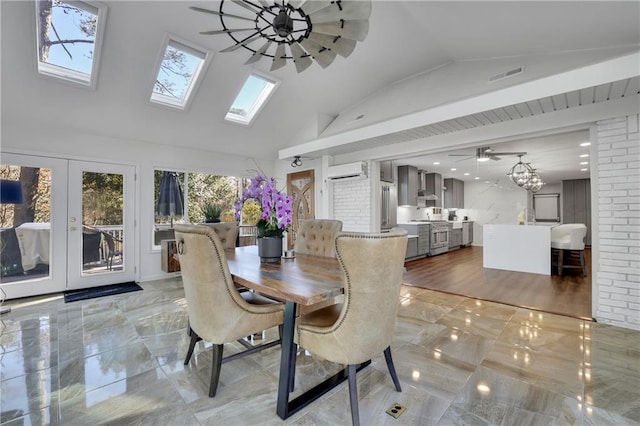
[448,153,474,156]
[290,42,313,73]
[299,0,333,15]
[312,20,369,41]
[309,0,372,23]
[232,0,263,13]
[189,6,256,22]
[300,38,336,68]
[287,0,306,9]
[244,40,272,64]
[491,151,528,156]
[271,43,287,71]
[200,28,255,35]
[490,156,502,161]
[455,156,475,162]
[307,32,356,57]
[220,33,262,52]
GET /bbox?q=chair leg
[580,250,587,276]
[209,344,224,397]
[383,346,402,392]
[558,249,564,275]
[347,364,360,426]
[184,328,201,365]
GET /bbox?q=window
[150,36,211,110]
[225,73,279,125]
[35,0,107,88]
[152,170,241,248]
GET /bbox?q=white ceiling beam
[279,51,640,160]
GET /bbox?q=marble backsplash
[396,178,528,246]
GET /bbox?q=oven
[429,221,449,255]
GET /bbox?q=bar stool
[551,224,587,276]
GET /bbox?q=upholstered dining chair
[551,223,588,276]
[201,221,239,249]
[294,219,343,257]
[293,219,343,315]
[296,228,408,425]
[174,224,285,397]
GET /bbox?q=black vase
[205,218,221,223]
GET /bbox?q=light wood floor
[403,245,592,320]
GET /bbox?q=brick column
[595,114,640,330]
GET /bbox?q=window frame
[35,0,108,89]
[149,34,213,111]
[224,71,280,126]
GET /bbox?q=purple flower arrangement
[234,174,293,237]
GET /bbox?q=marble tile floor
[1,278,639,425]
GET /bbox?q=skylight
[150,37,211,110]
[225,73,279,125]
[35,0,107,88]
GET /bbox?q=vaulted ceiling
[2,1,639,172]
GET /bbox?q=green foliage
[201,203,222,220]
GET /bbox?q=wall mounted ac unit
[327,161,368,180]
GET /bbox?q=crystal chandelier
[507,155,533,187]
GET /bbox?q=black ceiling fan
[448,146,527,162]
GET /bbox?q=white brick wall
[595,114,640,330]
[332,177,372,232]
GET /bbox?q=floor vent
[489,66,524,83]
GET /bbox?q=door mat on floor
[64,282,142,303]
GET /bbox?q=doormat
[64,282,142,303]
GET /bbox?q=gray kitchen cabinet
[449,227,462,249]
[398,165,418,206]
[462,222,473,246]
[397,223,430,256]
[380,161,394,182]
[406,236,418,259]
[444,178,464,209]
[562,178,591,245]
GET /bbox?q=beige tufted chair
[294,219,343,258]
[551,223,588,276]
[296,228,408,426]
[201,222,239,249]
[174,224,285,397]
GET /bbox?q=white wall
[593,114,640,330]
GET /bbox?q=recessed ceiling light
[464,172,470,176]
[580,161,589,165]
[474,177,480,180]
[485,180,490,184]
[451,168,457,171]
[433,162,440,165]
[580,154,589,158]
[580,142,591,147]
[581,168,588,171]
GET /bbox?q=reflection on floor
[1,278,638,425]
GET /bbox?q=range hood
[417,170,439,200]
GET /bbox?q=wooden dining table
[225,245,366,419]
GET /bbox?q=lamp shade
[0,180,23,204]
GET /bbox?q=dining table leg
[276,300,297,419]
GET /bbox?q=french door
[0,154,136,299]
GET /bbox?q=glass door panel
[0,154,67,299]
[67,161,135,290]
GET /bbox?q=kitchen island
[483,224,555,275]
